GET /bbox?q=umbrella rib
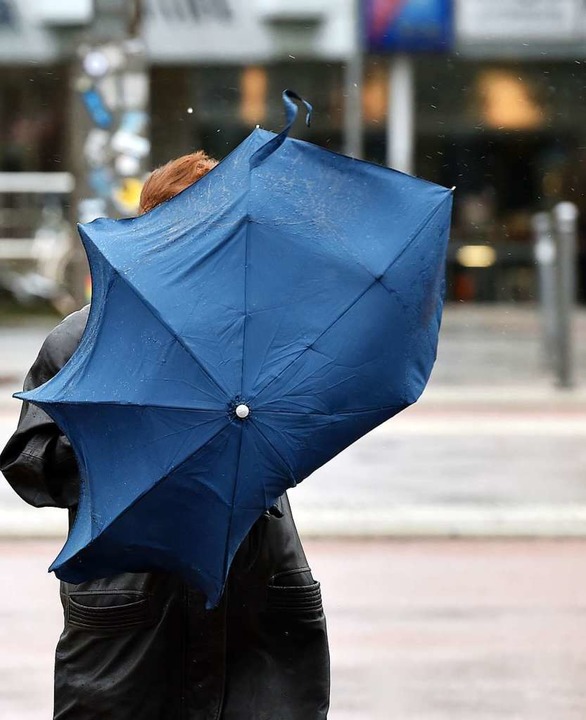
[107,263,230,402]
[33,399,226,412]
[250,420,297,488]
[153,424,237,509]
[221,422,245,582]
[252,194,452,404]
[256,404,405,417]
[240,216,252,396]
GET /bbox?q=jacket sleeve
[0,312,86,509]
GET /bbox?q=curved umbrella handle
[249,89,312,169]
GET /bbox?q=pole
[68,0,150,306]
[532,212,557,370]
[343,0,364,159]
[553,201,579,389]
[387,54,414,174]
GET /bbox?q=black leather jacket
[0,308,330,719]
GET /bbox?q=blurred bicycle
[0,172,76,315]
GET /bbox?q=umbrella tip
[235,404,250,420]
[450,186,456,193]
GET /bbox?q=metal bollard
[532,212,557,370]
[552,202,579,388]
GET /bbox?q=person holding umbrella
[0,150,330,720]
[2,89,452,720]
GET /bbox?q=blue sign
[81,88,113,130]
[0,0,15,26]
[365,0,453,53]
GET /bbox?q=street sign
[25,0,93,25]
[457,0,586,42]
[364,0,454,53]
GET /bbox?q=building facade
[1,0,585,301]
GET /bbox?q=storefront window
[151,57,586,303]
[0,66,67,172]
[184,63,344,160]
[413,58,586,301]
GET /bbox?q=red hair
[139,150,218,214]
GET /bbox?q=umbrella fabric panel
[120,218,248,401]
[47,403,229,533]
[252,280,420,415]
[241,220,374,398]
[29,268,232,410]
[252,243,449,416]
[254,406,396,486]
[251,130,449,278]
[50,420,279,606]
[78,217,248,403]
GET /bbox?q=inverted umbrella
[19,91,453,607]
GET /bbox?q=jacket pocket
[64,591,154,633]
[267,578,323,615]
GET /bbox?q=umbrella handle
[249,89,312,169]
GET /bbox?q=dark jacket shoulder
[33,305,90,382]
[0,306,89,509]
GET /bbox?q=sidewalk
[1,304,586,538]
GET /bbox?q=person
[0,151,330,720]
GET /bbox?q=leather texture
[1,308,330,719]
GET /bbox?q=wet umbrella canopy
[18,92,453,607]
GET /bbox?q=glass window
[0,66,67,172]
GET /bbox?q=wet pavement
[315,539,586,720]
[3,537,586,720]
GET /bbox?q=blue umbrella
[18,91,453,607]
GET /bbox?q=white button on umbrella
[235,404,250,419]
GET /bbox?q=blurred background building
[0,0,585,304]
